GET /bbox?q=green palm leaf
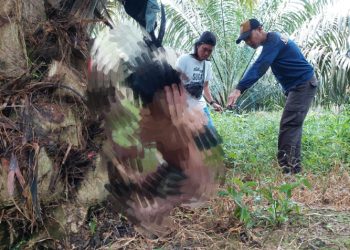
[163,0,349,108]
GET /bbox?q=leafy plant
[89,217,98,235]
[219,178,257,227]
[10,240,27,250]
[256,178,311,227]
[220,177,311,228]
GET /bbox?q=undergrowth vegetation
[213,105,350,176]
[219,177,311,228]
[212,105,350,228]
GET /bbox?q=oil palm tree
[286,1,350,106]
[163,0,350,108]
[0,0,111,247]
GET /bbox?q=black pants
[277,76,318,172]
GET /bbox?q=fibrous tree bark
[0,0,110,248]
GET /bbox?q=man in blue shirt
[227,19,318,174]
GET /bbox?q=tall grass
[212,106,350,176]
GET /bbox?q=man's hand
[212,102,223,112]
[227,89,241,108]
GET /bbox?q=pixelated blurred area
[88,23,225,236]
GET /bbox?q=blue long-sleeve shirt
[236,32,314,93]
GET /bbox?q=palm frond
[105,0,349,108]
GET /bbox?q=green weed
[219,177,311,228]
[89,217,97,235]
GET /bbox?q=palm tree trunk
[0,0,109,247]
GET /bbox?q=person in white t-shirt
[176,31,223,127]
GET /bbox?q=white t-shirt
[175,54,213,109]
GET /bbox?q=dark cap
[197,31,217,46]
[236,19,262,44]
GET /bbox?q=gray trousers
[277,76,318,171]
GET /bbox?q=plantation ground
[18,107,350,249]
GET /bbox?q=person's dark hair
[192,31,216,58]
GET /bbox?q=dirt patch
[294,166,350,210]
[258,209,350,250]
[58,198,244,249]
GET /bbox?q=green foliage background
[163,0,350,109]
